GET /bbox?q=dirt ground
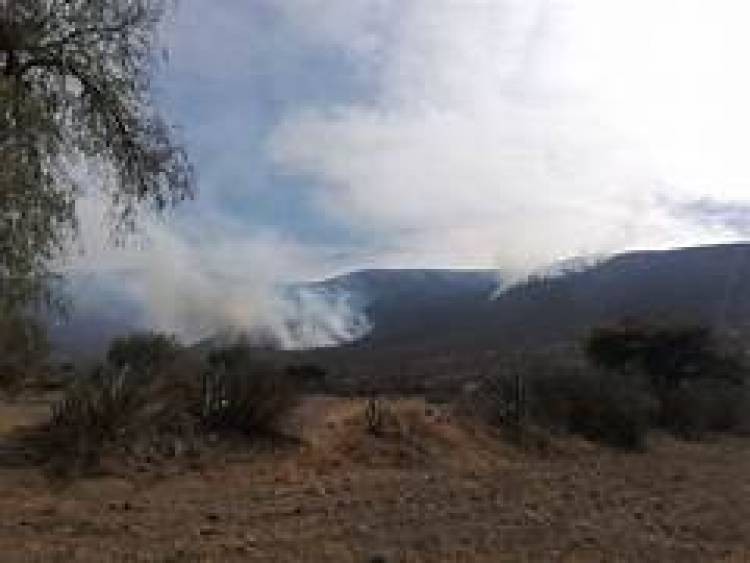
[0,396,748,562]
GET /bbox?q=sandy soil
[0,396,748,562]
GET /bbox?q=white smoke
[64,1,750,348]
[69,197,369,349]
[269,0,750,279]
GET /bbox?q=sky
[69,0,750,344]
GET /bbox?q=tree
[585,322,746,392]
[107,331,181,375]
[0,0,194,311]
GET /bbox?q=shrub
[529,366,655,449]
[474,356,655,450]
[0,314,49,395]
[285,363,327,391]
[660,379,747,438]
[202,342,299,436]
[47,365,151,470]
[106,332,182,377]
[42,337,299,474]
[585,322,746,392]
[585,322,749,437]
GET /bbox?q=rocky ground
[0,396,748,561]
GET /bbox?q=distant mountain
[291,243,750,395]
[313,244,750,349]
[304,269,499,346]
[483,243,750,346]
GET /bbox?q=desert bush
[586,322,746,391]
[42,337,300,473]
[528,365,655,449]
[285,363,327,391]
[106,331,183,377]
[660,379,747,438]
[47,365,151,470]
[0,314,49,395]
[202,342,299,436]
[585,322,749,437]
[474,356,655,450]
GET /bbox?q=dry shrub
[46,365,152,471]
[473,356,655,451]
[528,366,655,450]
[107,331,183,375]
[201,364,299,437]
[585,322,750,439]
[0,314,49,396]
[41,335,299,475]
[660,380,748,439]
[473,322,750,451]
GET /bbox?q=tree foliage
[0,0,194,310]
[585,322,746,391]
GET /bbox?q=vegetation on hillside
[472,322,749,449]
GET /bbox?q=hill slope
[293,244,750,394]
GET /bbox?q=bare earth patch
[0,396,748,561]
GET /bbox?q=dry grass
[0,395,748,561]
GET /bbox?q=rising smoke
[69,197,370,350]
[269,0,750,278]
[66,1,750,349]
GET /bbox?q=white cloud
[270,0,750,276]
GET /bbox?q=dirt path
[0,397,748,561]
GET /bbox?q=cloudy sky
[70,0,750,342]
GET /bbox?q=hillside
[292,244,750,394]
